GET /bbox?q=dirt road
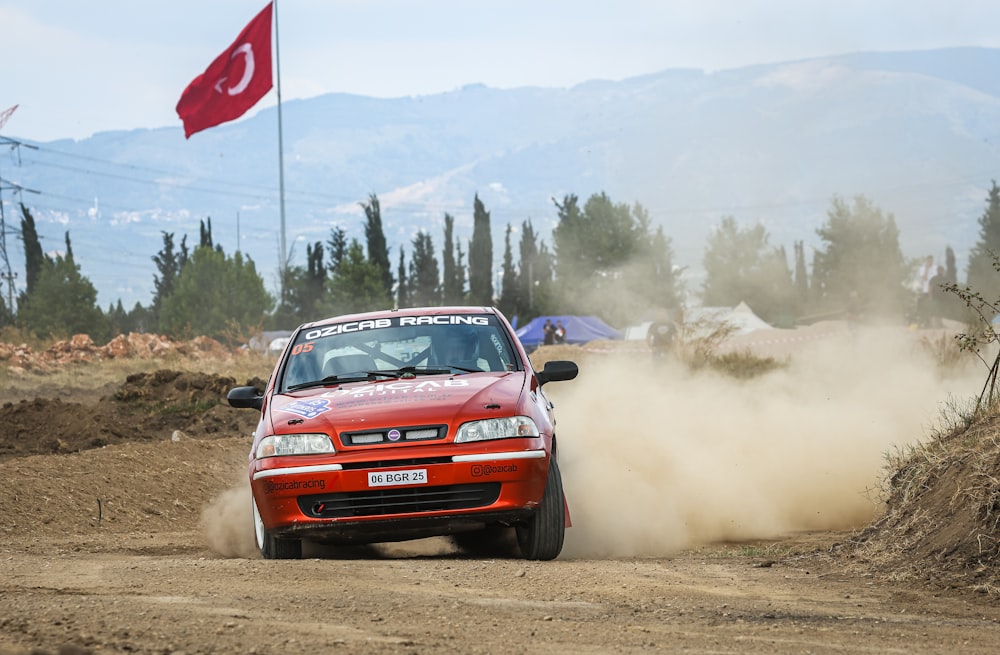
[2,435,999,655]
[2,335,999,654]
[3,524,1000,654]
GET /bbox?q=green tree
[515,219,553,320]
[305,242,326,315]
[408,231,441,307]
[396,247,409,309]
[151,231,188,330]
[531,240,557,316]
[617,204,681,318]
[468,194,493,305]
[702,216,796,324]
[127,301,152,333]
[551,192,678,325]
[159,246,272,341]
[273,265,304,326]
[0,293,10,327]
[19,203,44,297]
[497,224,519,318]
[455,243,468,305]
[552,193,633,317]
[939,245,964,321]
[199,217,214,250]
[945,245,957,285]
[361,194,393,299]
[322,239,392,315]
[106,300,128,336]
[553,193,636,290]
[515,220,539,319]
[275,241,326,325]
[17,232,106,339]
[327,226,348,274]
[811,195,907,317]
[967,181,1000,303]
[442,213,464,304]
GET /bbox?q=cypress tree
[468,194,493,305]
[361,193,393,298]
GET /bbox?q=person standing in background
[554,320,566,344]
[646,308,678,366]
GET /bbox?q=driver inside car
[430,327,482,370]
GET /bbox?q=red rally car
[227,306,579,560]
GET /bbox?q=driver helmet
[432,326,479,365]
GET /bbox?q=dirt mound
[840,408,1000,593]
[0,332,232,372]
[0,370,263,461]
[114,368,256,405]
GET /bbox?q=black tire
[253,499,302,560]
[516,457,565,560]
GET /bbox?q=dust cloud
[200,325,982,561]
[201,477,258,558]
[554,327,982,558]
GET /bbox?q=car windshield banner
[302,315,490,340]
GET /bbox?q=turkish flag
[176,3,273,138]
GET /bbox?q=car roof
[298,306,499,331]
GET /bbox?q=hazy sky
[3,0,1000,142]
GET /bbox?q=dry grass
[678,321,786,378]
[0,325,51,350]
[692,348,785,379]
[916,331,981,378]
[842,396,1000,592]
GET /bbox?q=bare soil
[2,345,1000,654]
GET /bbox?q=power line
[0,139,43,310]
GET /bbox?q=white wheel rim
[252,498,266,551]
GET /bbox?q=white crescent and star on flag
[175,2,273,138]
[214,44,255,96]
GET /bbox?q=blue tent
[515,315,623,349]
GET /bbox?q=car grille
[298,483,501,518]
[340,424,446,446]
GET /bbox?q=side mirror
[227,385,264,410]
[536,360,579,386]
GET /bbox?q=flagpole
[273,0,288,302]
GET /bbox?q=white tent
[624,302,772,340]
[723,301,773,335]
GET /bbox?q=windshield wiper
[286,371,396,391]
[440,364,480,373]
[381,365,479,377]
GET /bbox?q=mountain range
[2,46,1000,310]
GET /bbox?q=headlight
[255,433,335,458]
[455,416,540,443]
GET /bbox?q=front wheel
[516,457,566,560]
[253,498,302,560]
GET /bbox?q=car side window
[282,344,320,388]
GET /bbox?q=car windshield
[278,313,520,392]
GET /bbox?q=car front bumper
[250,447,550,544]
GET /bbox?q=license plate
[368,468,428,487]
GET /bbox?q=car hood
[268,372,527,433]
